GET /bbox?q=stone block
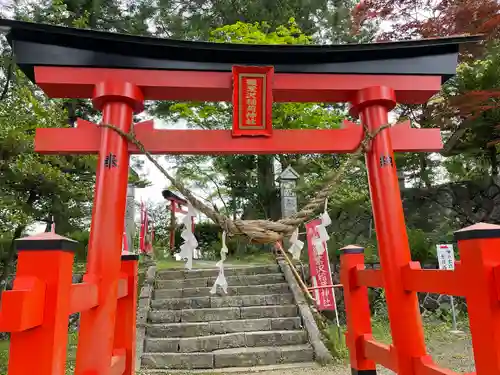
[234,283,289,296]
[212,344,313,368]
[148,310,181,324]
[240,305,298,319]
[139,284,153,299]
[146,265,157,285]
[138,297,150,308]
[183,269,219,279]
[217,332,247,350]
[244,330,307,347]
[180,307,240,322]
[270,317,302,331]
[156,269,185,280]
[156,277,208,289]
[209,318,271,335]
[145,338,180,353]
[265,293,294,305]
[180,287,207,297]
[154,288,183,299]
[207,273,285,287]
[225,265,280,276]
[178,335,221,353]
[213,346,280,368]
[151,296,210,310]
[147,322,209,338]
[279,344,315,363]
[210,294,263,308]
[141,353,214,369]
[136,307,149,327]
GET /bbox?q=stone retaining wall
[277,258,333,364]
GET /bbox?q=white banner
[436,244,455,270]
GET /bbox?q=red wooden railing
[0,231,138,375]
[340,223,500,375]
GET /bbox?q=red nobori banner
[305,219,336,311]
[232,66,273,137]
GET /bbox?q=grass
[370,316,468,345]
[0,331,79,375]
[324,315,473,373]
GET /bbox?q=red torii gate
[0,18,489,375]
[161,189,195,252]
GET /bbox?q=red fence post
[340,245,376,375]
[350,86,427,375]
[6,232,76,375]
[455,223,500,375]
[75,81,144,375]
[114,254,139,375]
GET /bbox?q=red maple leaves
[353,0,500,45]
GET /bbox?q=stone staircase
[140,264,317,371]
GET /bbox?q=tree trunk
[256,155,279,220]
[490,147,498,176]
[419,154,431,188]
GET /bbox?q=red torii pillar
[75,81,144,374]
[348,86,427,375]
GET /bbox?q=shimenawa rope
[99,122,390,244]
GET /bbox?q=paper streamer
[178,204,198,270]
[288,228,305,260]
[210,231,229,294]
[315,198,331,255]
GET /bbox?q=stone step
[150,293,294,310]
[140,362,319,374]
[154,283,290,299]
[145,330,308,353]
[156,273,285,289]
[156,265,280,280]
[149,305,299,324]
[147,316,302,337]
[141,344,314,369]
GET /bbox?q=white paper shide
[210,231,229,294]
[178,204,198,270]
[288,228,304,260]
[314,199,331,255]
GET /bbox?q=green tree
[152,0,376,42]
[156,20,345,222]
[0,73,97,287]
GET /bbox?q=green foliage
[209,20,312,45]
[156,20,346,225]
[67,230,90,262]
[438,41,500,180]
[150,0,373,42]
[406,228,434,263]
[0,76,96,235]
[323,324,349,360]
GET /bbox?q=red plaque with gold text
[232,66,274,137]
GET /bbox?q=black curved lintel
[0,18,482,84]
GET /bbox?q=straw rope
[99,122,390,244]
